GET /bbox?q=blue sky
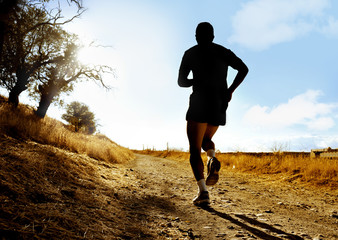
[15,0,338,151]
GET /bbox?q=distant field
[135,149,337,189]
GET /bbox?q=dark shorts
[186,92,228,126]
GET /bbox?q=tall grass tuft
[0,98,134,163]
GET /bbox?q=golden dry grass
[0,96,138,238]
[135,150,338,189]
[0,96,134,163]
[0,134,141,239]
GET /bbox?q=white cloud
[321,16,338,38]
[306,117,334,130]
[229,0,335,50]
[244,90,338,130]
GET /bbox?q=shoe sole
[193,199,210,206]
[193,191,210,206]
[206,159,221,186]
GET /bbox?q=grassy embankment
[0,96,134,163]
[0,96,136,239]
[136,147,338,189]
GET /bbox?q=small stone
[235,233,245,237]
[313,234,325,240]
[265,210,273,213]
[300,233,310,238]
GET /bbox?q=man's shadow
[200,205,303,240]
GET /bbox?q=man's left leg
[187,121,210,205]
[202,124,218,158]
[202,124,221,185]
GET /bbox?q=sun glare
[77,45,125,77]
[77,46,102,65]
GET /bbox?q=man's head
[195,22,214,45]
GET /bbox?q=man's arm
[227,54,249,102]
[178,53,193,87]
[178,68,193,87]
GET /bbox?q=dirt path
[117,154,337,239]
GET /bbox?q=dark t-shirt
[178,43,245,125]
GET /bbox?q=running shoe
[206,157,221,186]
[193,191,210,206]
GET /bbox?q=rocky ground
[119,154,338,239]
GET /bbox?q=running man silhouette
[178,22,248,205]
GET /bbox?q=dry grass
[0,96,134,163]
[0,96,140,238]
[0,134,142,239]
[136,150,338,189]
[218,152,337,188]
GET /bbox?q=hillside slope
[0,134,139,239]
[1,136,337,239]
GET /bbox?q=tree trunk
[8,67,30,106]
[75,122,79,132]
[8,83,27,107]
[35,83,59,118]
[35,92,54,118]
[35,91,55,118]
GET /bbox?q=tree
[0,0,83,106]
[62,101,97,134]
[0,1,113,118]
[28,37,113,118]
[0,0,83,57]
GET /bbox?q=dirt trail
[118,154,337,239]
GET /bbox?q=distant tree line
[0,0,112,130]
